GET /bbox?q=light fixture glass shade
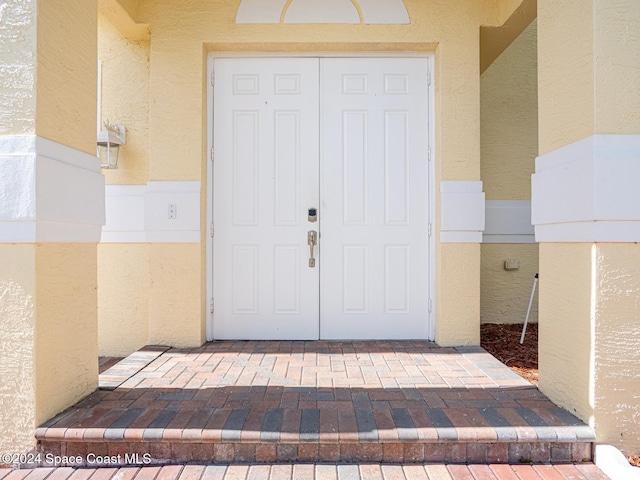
[97,123,125,169]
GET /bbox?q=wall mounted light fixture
[98,119,126,169]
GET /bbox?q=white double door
[213,57,430,340]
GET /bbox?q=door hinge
[428,223,432,237]
[210,223,214,237]
[211,71,215,87]
[210,148,215,162]
[427,70,432,86]
[427,146,432,162]
[428,298,432,313]
[210,298,214,313]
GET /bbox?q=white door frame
[206,52,436,342]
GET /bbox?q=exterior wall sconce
[98,120,126,169]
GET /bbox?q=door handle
[307,230,317,268]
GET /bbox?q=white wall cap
[101,182,202,243]
[440,180,483,193]
[36,222,103,243]
[535,221,640,243]
[0,135,105,243]
[145,188,200,234]
[440,181,485,243]
[0,155,36,220]
[105,185,147,197]
[103,186,146,234]
[100,231,148,243]
[533,134,640,242]
[146,230,201,243]
[0,222,36,243]
[483,234,535,244]
[485,200,533,235]
[484,200,535,243]
[536,134,640,172]
[441,231,483,243]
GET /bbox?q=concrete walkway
[0,463,611,480]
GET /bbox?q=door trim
[205,52,436,342]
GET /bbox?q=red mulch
[481,323,538,386]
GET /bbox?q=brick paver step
[33,342,595,467]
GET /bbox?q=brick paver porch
[35,341,596,467]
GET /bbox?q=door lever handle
[307,230,317,268]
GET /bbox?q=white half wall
[484,200,535,243]
[102,181,201,243]
[0,135,105,243]
[532,134,640,242]
[440,181,485,243]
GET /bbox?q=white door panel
[320,58,430,339]
[213,58,320,340]
[213,57,430,340]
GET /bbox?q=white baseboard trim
[533,134,640,242]
[0,135,105,243]
[440,181,485,243]
[102,182,201,243]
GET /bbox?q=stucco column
[0,0,102,455]
[535,0,640,453]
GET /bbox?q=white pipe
[520,273,538,344]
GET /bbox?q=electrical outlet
[168,203,177,219]
[504,259,519,271]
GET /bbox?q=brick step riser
[36,440,594,467]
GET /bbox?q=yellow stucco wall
[148,244,205,347]
[98,244,150,356]
[538,243,594,423]
[539,243,640,453]
[593,244,640,453]
[98,14,150,184]
[96,12,152,356]
[538,0,640,155]
[0,0,37,135]
[594,1,640,135]
[481,20,537,201]
[0,0,97,153]
[0,244,98,453]
[537,0,594,155]
[98,243,204,355]
[435,243,481,346]
[35,244,99,426]
[36,0,98,154]
[0,245,37,453]
[481,244,538,324]
[480,20,538,325]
